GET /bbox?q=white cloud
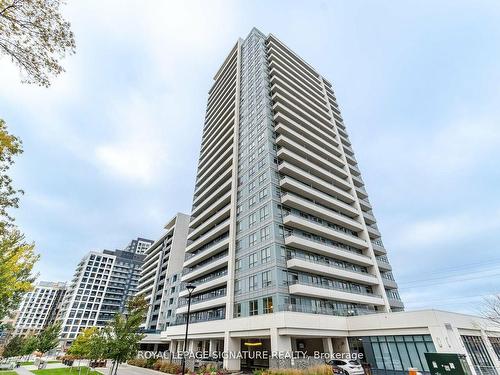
[94,94,169,184]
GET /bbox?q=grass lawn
[0,372,17,375]
[31,367,101,375]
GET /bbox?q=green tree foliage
[0,0,76,87]
[2,334,24,357]
[36,323,61,355]
[21,334,38,357]
[0,229,38,321]
[0,120,39,321]
[0,120,39,322]
[87,329,107,362]
[0,119,23,229]
[105,295,148,375]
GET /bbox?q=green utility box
[425,353,473,375]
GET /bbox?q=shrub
[158,360,181,374]
[127,358,148,368]
[258,365,333,375]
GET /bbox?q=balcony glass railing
[178,288,227,307]
[284,210,360,239]
[377,256,389,263]
[182,250,228,276]
[289,279,380,298]
[173,308,225,326]
[284,230,369,258]
[280,174,356,210]
[286,253,369,276]
[278,303,376,317]
[185,233,229,260]
[180,269,228,291]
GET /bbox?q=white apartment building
[137,213,190,342]
[58,237,152,347]
[14,281,66,336]
[160,28,500,374]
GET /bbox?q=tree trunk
[109,360,116,375]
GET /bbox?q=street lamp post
[181,284,196,375]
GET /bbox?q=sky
[0,0,499,315]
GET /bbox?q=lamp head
[186,284,196,294]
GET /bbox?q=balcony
[181,254,229,282]
[284,233,373,267]
[382,277,398,289]
[185,218,230,253]
[281,192,362,232]
[275,123,343,167]
[371,240,386,255]
[351,174,364,187]
[179,273,228,298]
[278,303,376,317]
[279,161,355,203]
[192,179,232,217]
[288,280,385,306]
[355,185,368,200]
[274,112,341,156]
[276,134,347,177]
[188,205,231,242]
[277,147,351,191]
[363,210,376,225]
[388,298,405,309]
[286,256,379,285]
[367,225,381,239]
[270,80,332,127]
[283,214,367,250]
[176,295,227,314]
[359,198,372,211]
[377,257,392,271]
[190,191,232,229]
[184,236,229,268]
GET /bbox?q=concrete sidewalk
[95,364,167,375]
[14,367,34,375]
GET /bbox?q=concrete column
[188,339,195,353]
[270,327,292,353]
[153,343,158,352]
[323,338,334,355]
[170,340,178,354]
[223,333,241,371]
[332,337,350,355]
[209,339,217,355]
[481,329,500,370]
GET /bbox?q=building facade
[137,213,190,334]
[13,281,66,336]
[177,27,401,330]
[58,237,151,346]
[162,28,500,375]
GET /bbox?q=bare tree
[0,0,76,87]
[483,295,500,325]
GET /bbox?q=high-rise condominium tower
[176,27,402,327]
[58,237,152,347]
[138,213,190,333]
[14,281,66,336]
[163,28,500,374]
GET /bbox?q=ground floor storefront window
[462,335,498,375]
[350,335,436,375]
